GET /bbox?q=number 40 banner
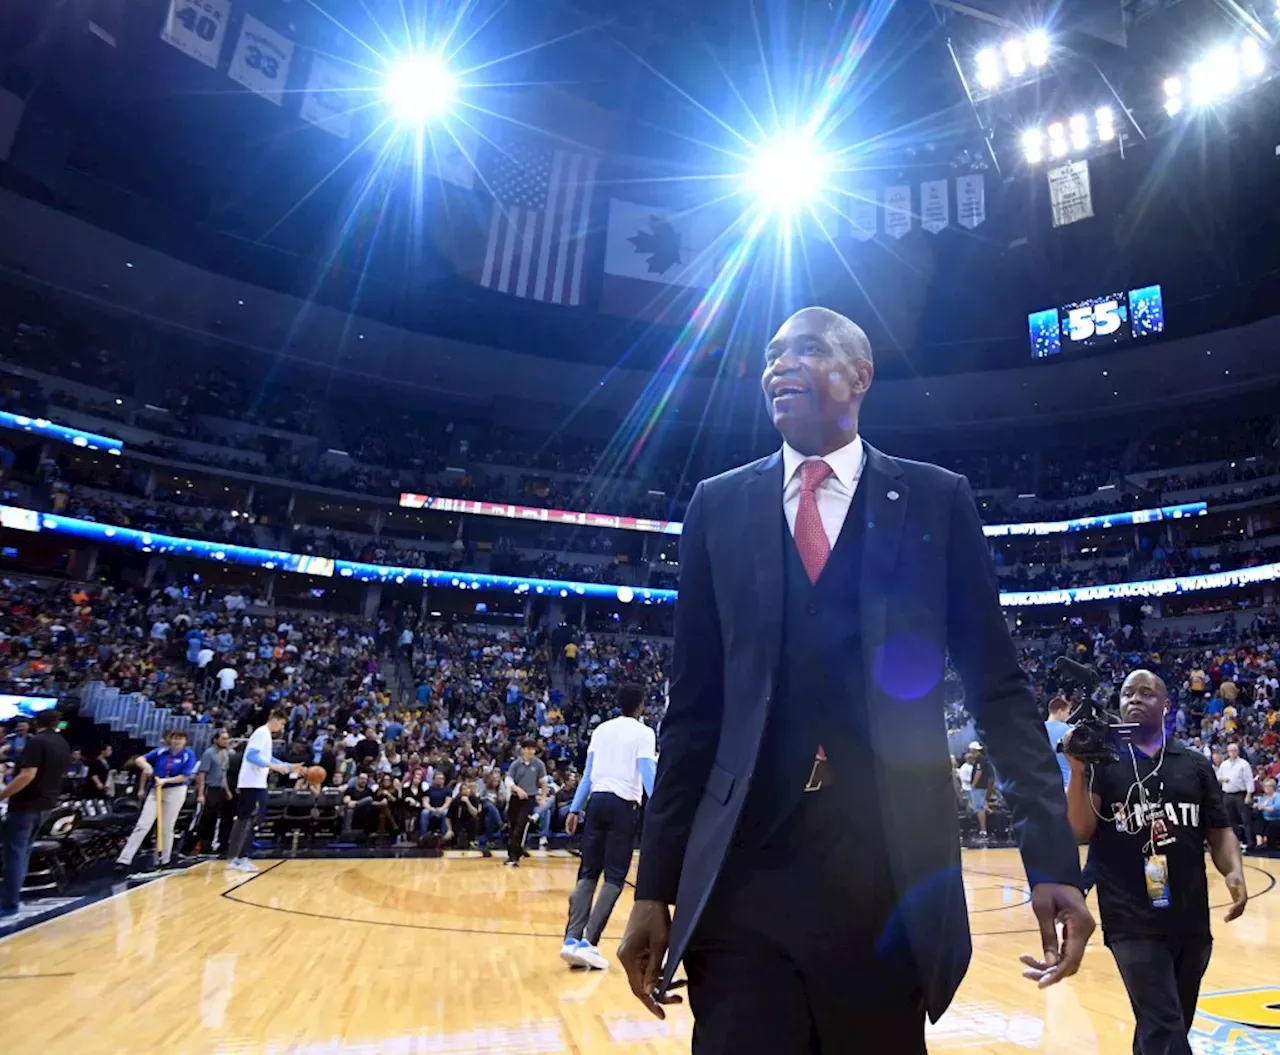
[229,14,295,106]
[160,0,231,69]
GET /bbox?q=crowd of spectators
[0,575,670,849]
[3,292,1278,529]
[6,567,1280,852]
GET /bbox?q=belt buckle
[804,745,826,793]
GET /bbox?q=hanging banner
[228,14,295,106]
[846,190,878,241]
[1048,160,1094,227]
[300,55,362,139]
[956,174,986,229]
[160,0,231,69]
[920,179,949,234]
[884,185,911,239]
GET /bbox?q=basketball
[306,766,326,786]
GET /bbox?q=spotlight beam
[302,0,399,65]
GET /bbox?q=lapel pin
[887,490,900,501]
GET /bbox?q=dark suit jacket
[634,442,1081,1022]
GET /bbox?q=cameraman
[1064,670,1247,1055]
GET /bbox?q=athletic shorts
[970,788,988,812]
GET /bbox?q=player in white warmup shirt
[560,684,656,970]
[224,709,301,872]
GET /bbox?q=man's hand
[513,786,529,800]
[1019,883,1095,988]
[1059,729,1086,772]
[565,812,579,835]
[1224,869,1248,922]
[618,900,684,1019]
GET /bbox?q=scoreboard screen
[1029,284,1165,359]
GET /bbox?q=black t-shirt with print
[1088,740,1230,943]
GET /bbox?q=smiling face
[762,307,873,455]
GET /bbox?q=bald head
[785,307,873,366]
[1120,668,1168,734]
[1121,669,1167,698]
[763,306,874,456]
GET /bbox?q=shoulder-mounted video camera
[1053,657,1136,765]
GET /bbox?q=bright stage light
[1021,129,1043,164]
[742,134,831,213]
[1164,76,1182,98]
[1096,106,1115,142]
[1026,30,1050,67]
[1208,46,1240,89]
[976,48,1002,89]
[1165,96,1184,116]
[1046,122,1068,158]
[1242,35,1266,76]
[1003,39,1027,77]
[383,53,458,124]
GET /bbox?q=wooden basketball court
[0,849,1276,1053]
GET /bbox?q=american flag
[478,138,598,305]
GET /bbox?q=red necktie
[794,459,834,584]
[795,459,834,789]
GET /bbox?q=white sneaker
[560,938,586,967]
[539,836,549,850]
[576,943,609,970]
[229,858,259,873]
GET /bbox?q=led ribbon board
[0,411,123,455]
[3,504,1268,609]
[401,492,1205,540]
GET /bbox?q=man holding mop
[115,728,198,875]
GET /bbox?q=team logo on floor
[1192,989,1280,1053]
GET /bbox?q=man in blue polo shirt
[115,729,198,874]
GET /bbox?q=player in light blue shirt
[1044,695,1073,788]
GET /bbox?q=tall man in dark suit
[618,307,1094,1052]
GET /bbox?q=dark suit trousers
[684,788,924,1055]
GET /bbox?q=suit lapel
[859,443,908,686]
[746,451,785,690]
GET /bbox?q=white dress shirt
[1217,756,1255,794]
[781,436,865,548]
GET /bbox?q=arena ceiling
[3,0,1280,389]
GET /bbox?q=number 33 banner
[228,14,295,106]
[160,0,231,69]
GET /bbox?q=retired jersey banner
[884,185,912,239]
[956,173,986,229]
[920,179,949,234]
[228,14,295,106]
[299,55,362,139]
[845,190,877,241]
[160,0,230,69]
[1048,160,1094,227]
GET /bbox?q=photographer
[1064,669,1247,1055]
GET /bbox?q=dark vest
[737,477,880,847]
